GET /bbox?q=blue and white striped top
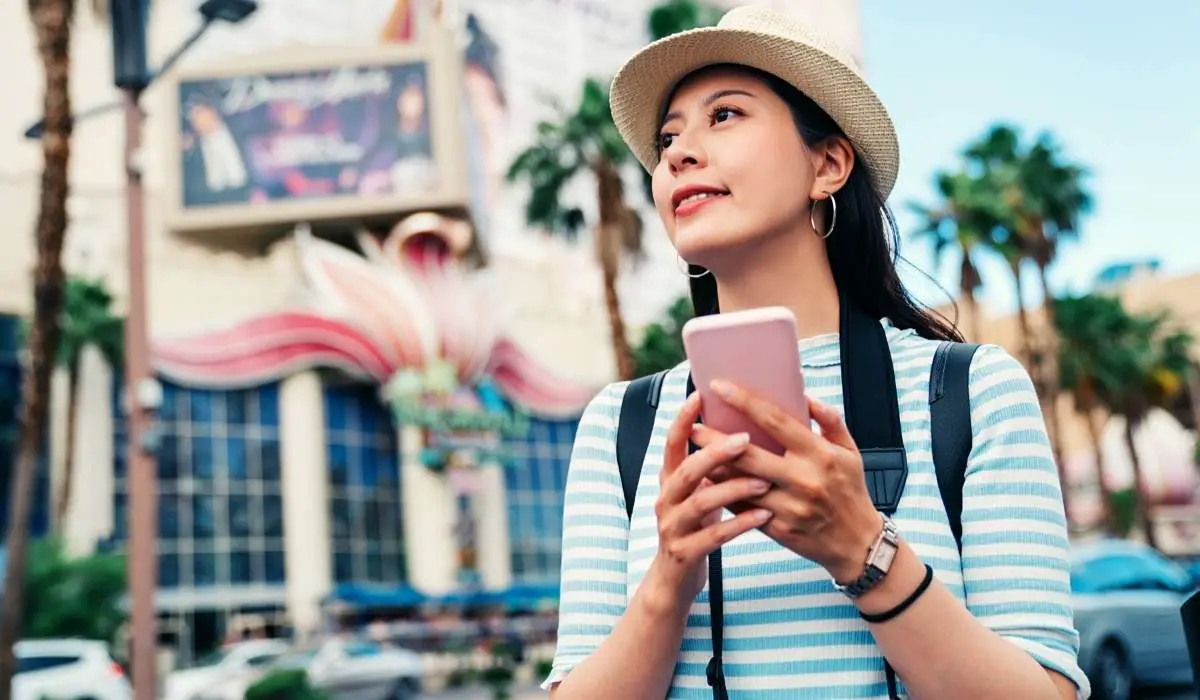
[545,321,1089,698]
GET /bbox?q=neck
[712,231,840,340]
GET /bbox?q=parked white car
[306,638,423,699]
[163,638,290,700]
[11,639,132,700]
[195,638,424,700]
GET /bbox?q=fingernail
[752,508,773,524]
[710,379,736,400]
[724,432,750,452]
[749,478,771,493]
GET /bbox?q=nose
[663,131,706,175]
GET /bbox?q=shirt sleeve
[959,344,1091,698]
[542,381,631,690]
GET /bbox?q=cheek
[725,143,810,225]
[650,162,678,241]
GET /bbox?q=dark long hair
[684,66,962,343]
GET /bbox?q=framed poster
[162,37,469,235]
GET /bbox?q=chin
[674,220,760,270]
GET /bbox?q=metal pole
[122,85,157,700]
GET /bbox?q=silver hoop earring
[676,253,712,279]
[810,193,837,239]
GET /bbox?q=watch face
[872,541,898,572]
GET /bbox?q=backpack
[613,302,979,700]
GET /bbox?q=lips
[671,185,730,215]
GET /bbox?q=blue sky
[860,0,1200,314]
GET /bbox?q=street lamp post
[25,3,257,699]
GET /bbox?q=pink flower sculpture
[152,214,600,419]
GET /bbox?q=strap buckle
[705,657,728,700]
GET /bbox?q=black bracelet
[858,563,935,624]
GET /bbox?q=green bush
[244,669,327,700]
[1108,488,1137,538]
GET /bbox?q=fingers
[660,431,751,505]
[709,379,815,453]
[807,395,856,450]
[662,392,703,477]
[670,507,774,561]
[674,476,771,533]
[691,424,791,484]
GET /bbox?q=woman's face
[651,66,828,269]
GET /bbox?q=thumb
[807,395,856,450]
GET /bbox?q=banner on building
[163,39,469,234]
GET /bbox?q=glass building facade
[0,314,51,539]
[98,366,579,658]
[503,415,578,583]
[113,380,285,591]
[323,381,406,585]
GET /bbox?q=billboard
[163,40,469,234]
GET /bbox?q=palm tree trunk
[1009,259,1035,367]
[54,361,79,529]
[1034,262,1068,515]
[959,285,978,343]
[601,263,634,379]
[1084,406,1113,534]
[958,253,981,342]
[1009,258,1071,515]
[593,157,635,380]
[1124,418,1158,550]
[0,2,74,697]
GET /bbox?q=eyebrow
[660,88,756,127]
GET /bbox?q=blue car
[1071,539,1196,700]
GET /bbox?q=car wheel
[1091,641,1132,700]
[390,676,421,700]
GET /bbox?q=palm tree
[909,171,996,341]
[0,1,77,696]
[507,78,644,379]
[1055,293,1126,533]
[961,126,1091,498]
[1055,292,1193,549]
[648,0,722,39]
[53,277,123,528]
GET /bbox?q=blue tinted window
[503,413,579,583]
[323,381,405,585]
[0,315,51,538]
[112,376,283,589]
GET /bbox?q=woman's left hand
[692,379,884,583]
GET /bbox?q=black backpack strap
[616,370,670,520]
[840,300,909,514]
[837,301,909,700]
[929,342,980,551]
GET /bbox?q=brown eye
[657,133,676,151]
[712,107,738,124]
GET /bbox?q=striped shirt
[545,321,1089,698]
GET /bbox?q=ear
[808,136,855,200]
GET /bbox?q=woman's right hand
[644,392,775,617]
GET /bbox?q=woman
[545,6,1087,700]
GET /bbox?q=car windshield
[1071,548,1194,593]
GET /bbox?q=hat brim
[609,26,899,199]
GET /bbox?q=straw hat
[609,4,900,198]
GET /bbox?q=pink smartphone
[681,306,808,455]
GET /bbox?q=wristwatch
[833,513,900,599]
